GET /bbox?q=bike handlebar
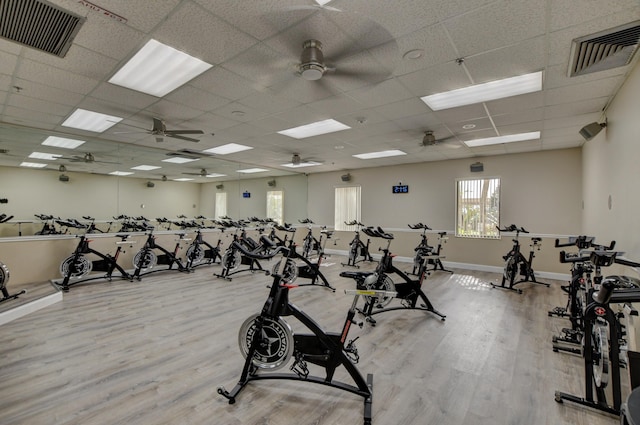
[408,223,432,230]
[496,224,528,233]
[230,241,289,260]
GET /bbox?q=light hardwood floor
[0,258,623,424]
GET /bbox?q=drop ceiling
[0,0,639,182]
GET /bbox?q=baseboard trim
[0,290,63,326]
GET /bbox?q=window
[215,192,227,219]
[456,178,500,238]
[266,190,283,224]
[335,186,361,231]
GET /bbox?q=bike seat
[339,271,373,281]
[259,235,277,248]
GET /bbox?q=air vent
[0,0,84,57]
[568,21,640,77]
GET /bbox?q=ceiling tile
[543,97,609,119]
[90,83,158,110]
[485,92,544,115]
[165,85,231,112]
[548,0,639,32]
[342,0,441,38]
[463,36,546,83]
[153,2,257,65]
[398,62,470,96]
[444,0,546,57]
[344,78,413,107]
[22,45,118,80]
[190,66,263,101]
[381,24,456,77]
[17,59,99,95]
[492,108,545,127]
[544,77,621,105]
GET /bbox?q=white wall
[308,148,582,234]
[583,60,640,259]
[308,148,582,274]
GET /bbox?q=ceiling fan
[419,131,460,148]
[59,152,120,164]
[182,168,208,177]
[259,6,397,88]
[115,117,204,143]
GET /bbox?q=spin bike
[218,246,385,425]
[214,225,272,280]
[185,227,223,269]
[490,224,549,294]
[407,223,453,275]
[271,224,336,291]
[549,236,615,355]
[342,220,374,268]
[340,226,446,325]
[57,233,136,291]
[0,261,26,304]
[132,230,191,279]
[555,251,640,416]
[299,219,322,258]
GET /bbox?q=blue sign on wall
[392,185,409,194]
[242,191,251,198]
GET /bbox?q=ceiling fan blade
[164,129,204,135]
[111,121,150,131]
[152,118,165,132]
[167,134,201,143]
[328,66,390,85]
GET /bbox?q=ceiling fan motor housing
[300,39,325,80]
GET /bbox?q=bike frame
[59,234,134,291]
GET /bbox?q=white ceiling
[0,0,638,181]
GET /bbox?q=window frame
[334,185,361,231]
[455,177,501,239]
[266,190,284,225]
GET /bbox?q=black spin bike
[215,223,273,280]
[271,223,336,291]
[491,224,550,294]
[549,236,615,355]
[185,227,224,269]
[218,246,385,425]
[132,230,191,279]
[340,226,446,325]
[342,220,374,268]
[57,232,136,291]
[0,260,26,304]
[299,218,323,258]
[407,223,453,275]
[555,251,640,416]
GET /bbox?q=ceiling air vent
[568,20,640,77]
[0,0,84,57]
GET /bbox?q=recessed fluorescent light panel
[29,152,62,160]
[315,0,332,5]
[353,150,407,159]
[278,119,351,139]
[463,131,541,148]
[20,162,47,168]
[421,71,543,111]
[282,161,322,168]
[109,171,134,176]
[162,157,199,164]
[131,165,161,171]
[173,177,194,182]
[202,143,253,155]
[41,136,86,149]
[62,109,123,132]
[237,168,268,174]
[206,173,226,178]
[109,39,213,97]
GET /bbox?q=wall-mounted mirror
[0,122,307,237]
